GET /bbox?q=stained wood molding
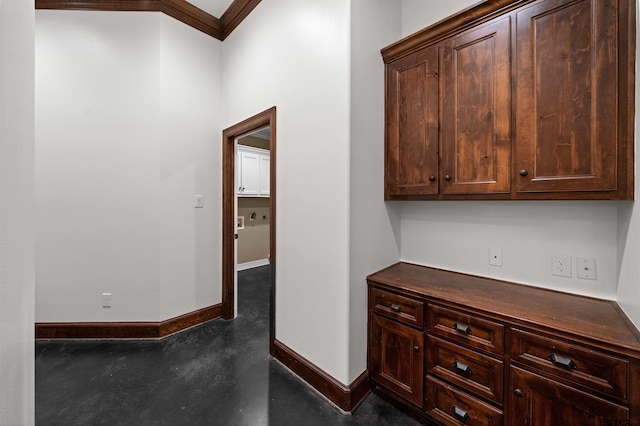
[35,0,261,40]
[271,339,371,412]
[220,0,261,40]
[35,303,222,339]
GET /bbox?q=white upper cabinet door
[237,145,270,197]
[259,154,270,196]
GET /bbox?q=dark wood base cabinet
[367,263,640,426]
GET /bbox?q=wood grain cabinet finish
[367,262,640,425]
[440,17,512,195]
[369,300,424,407]
[509,366,629,426]
[385,46,439,198]
[381,0,634,200]
[514,0,621,195]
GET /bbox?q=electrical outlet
[552,255,571,278]
[102,293,112,308]
[576,257,597,280]
[489,248,503,266]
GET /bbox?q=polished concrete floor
[36,266,422,425]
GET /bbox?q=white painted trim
[237,258,269,271]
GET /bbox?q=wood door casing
[441,17,512,195]
[385,45,439,198]
[515,0,618,193]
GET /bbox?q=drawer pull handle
[514,388,524,397]
[389,303,402,313]
[451,405,470,421]
[453,322,472,335]
[547,353,577,370]
[453,360,472,374]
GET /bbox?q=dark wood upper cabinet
[515,0,621,194]
[441,17,512,195]
[385,46,439,198]
[381,0,634,200]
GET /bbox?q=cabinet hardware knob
[429,175,436,182]
[389,303,402,313]
[444,174,451,181]
[451,405,470,420]
[413,345,419,353]
[453,360,472,374]
[514,388,524,397]
[453,322,471,335]
[547,353,577,370]
[519,169,529,177]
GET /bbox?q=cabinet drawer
[427,335,503,404]
[371,287,423,328]
[428,304,504,355]
[511,328,629,400]
[426,375,503,426]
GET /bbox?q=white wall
[35,11,222,322]
[398,0,624,303]
[348,0,402,382]
[616,0,640,330]
[0,0,35,424]
[223,0,353,384]
[402,0,479,37]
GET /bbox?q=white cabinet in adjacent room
[237,145,269,197]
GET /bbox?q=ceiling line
[35,0,261,41]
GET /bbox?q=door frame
[222,107,276,350]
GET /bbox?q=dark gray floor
[36,266,422,425]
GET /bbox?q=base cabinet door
[370,314,424,407]
[509,366,628,426]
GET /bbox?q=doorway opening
[222,107,276,353]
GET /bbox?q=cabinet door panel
[259,154,270,196]
[385,46,439,198]
[239,150,260,196]
[515,0,618,193]
[441,17,511,194]
[370,314,424,407]
[509,366,628,426]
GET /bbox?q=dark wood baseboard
[271,339,371,412]
[35,304,222,339]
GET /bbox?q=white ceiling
[187,0,234,17]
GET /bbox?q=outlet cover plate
[102,293,112,308]
[489,248,503,267]
[552,255,571,278]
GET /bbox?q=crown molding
[35,0,261,41]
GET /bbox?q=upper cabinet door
[259,154,270,196]
[515,0,618,194]
[385,45,439,199]
[440,17,512,195]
